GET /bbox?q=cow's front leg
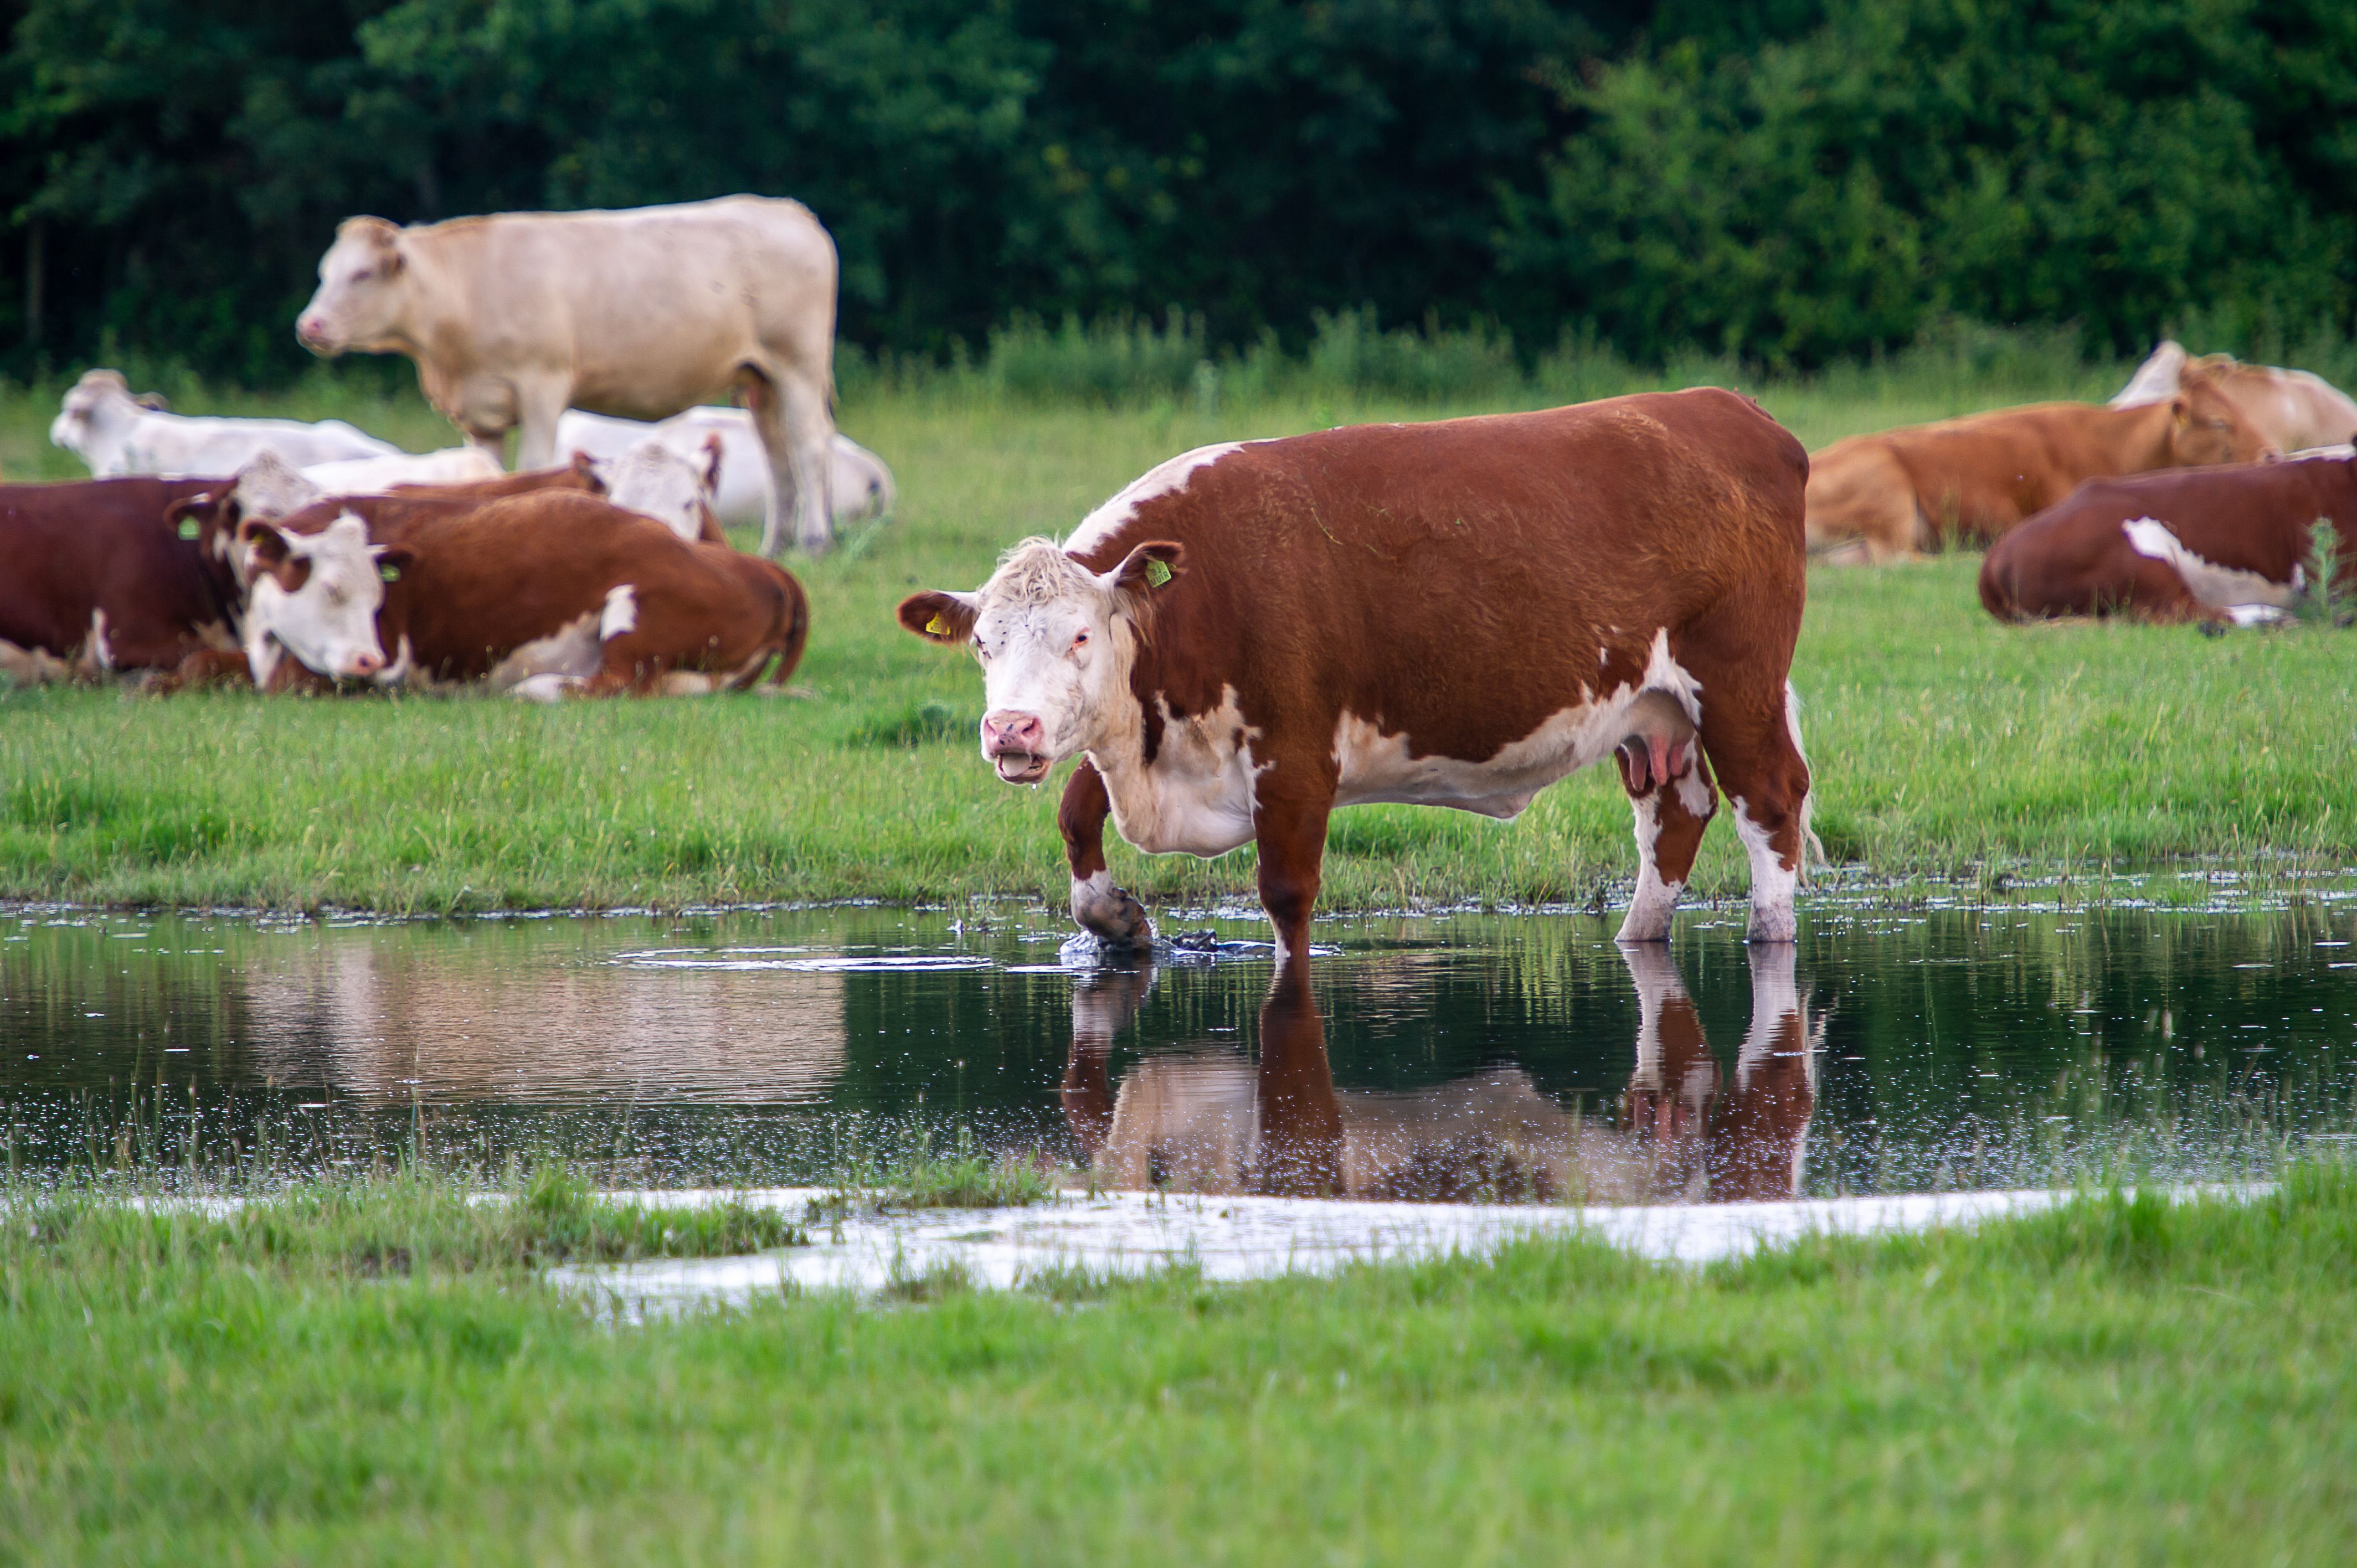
[1252,783,1334,971]
[511,379,572,472]
[1061,760,1152,947]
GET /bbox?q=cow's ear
[240,519,289,568]
[2169,394,2190,426]
[571,450,608,493]
[135,391,171,412]
[165,496,216,542]
[239,520,307,587]
[898,591,978,644]
[1108,540,1185,601]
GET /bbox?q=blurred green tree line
[1,0,2350,385]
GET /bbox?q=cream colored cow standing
[296,196,840,556]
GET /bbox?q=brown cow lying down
[1805,367,2273,562]
[898,390,1818,963]
[0,476,239,683]
[148,456,609,690]
[1978,452,2357,625]
[240,489,807,697]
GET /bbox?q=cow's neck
[2108,400,2177,471]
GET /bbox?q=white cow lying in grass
[223,438,721,545]
[50,369,398,477]
[555,407,894,532]
[299,446,503,493]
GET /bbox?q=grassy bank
[3,358,2351,913]
[4,1164,2354,1562]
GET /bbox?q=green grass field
[3,363,2350,914]
[4,1164,2353,1564]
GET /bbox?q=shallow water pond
[3,900,2353,1198]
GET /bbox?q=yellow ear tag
[926,613,951,636]
[379,564,401,583]
[1144,558,1173,588]
[177,518,200,540]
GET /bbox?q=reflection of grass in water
[5,1160,2355,1560]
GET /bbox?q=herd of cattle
[1807,340,2357,622]
[1,189,2351,963]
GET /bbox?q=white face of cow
[598,437,721,543]
[48,369,135,460]
[898,538,1185,784]
[240,514,397,684]
[296,219,410,357]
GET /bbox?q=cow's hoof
[1745,904,1798,943]
[1072,873,1153,949]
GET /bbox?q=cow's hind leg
[1062,761,1152,948]
[741,367,834,558]
[1615,725,1718,945]
[1699,681,1816,943]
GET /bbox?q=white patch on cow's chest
[2123,517,2300,613]
[1095,688,1265,857]
[1332,628,1703,819]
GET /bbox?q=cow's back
[406,198,835,414]
[1072,389,1806,750]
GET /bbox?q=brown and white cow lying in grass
[1805,367,2274,562]
[899,390,1818,964]
[1979,451,2356,625]
[0,476,240,684]
[241,489,807,698]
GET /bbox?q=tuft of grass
[6,1160,805,1278]
[2289,518,2351,628]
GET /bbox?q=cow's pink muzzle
[982,711,1051,784]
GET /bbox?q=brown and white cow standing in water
[1979,451,2357,624]
[898,391,1818,963]
[1805,368,2274,562]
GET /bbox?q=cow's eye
[351,268,372,282]
[1072,628,1090,651]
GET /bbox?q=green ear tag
[379,564,402,584]
[177,518,200,540]
[1144,558,1173,588]
[926,614,950,636]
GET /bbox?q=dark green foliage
[9,0,2350,383]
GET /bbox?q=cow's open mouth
[992,751,1051,785]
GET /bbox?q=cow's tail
[765,565,811,688]
[1784,680,1826,882]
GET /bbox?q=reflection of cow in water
[1062,945,1819,1204]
